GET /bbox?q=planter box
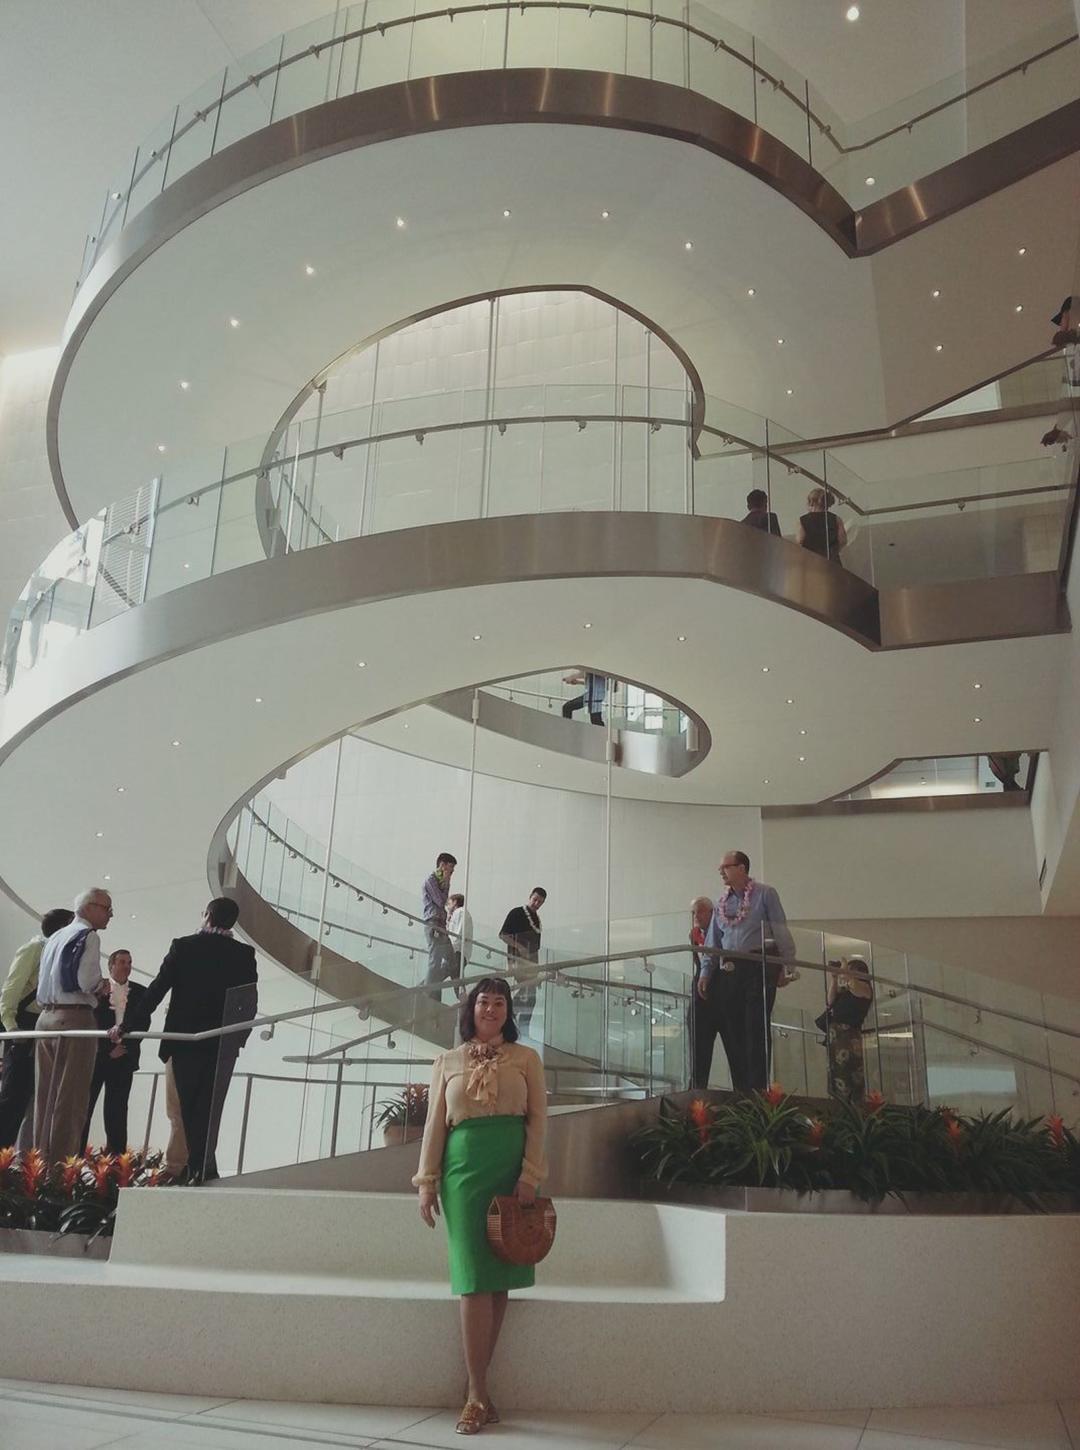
[643,1181,1079,1215]
[381,1123,425,1148]
[0,1226,110,1258]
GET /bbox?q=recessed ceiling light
[761,666,770,673]
[677,634,687,642]
[973,682,982,689]
[776,337,784,346]
[864,176,876,187]
[1014,304,1024,313]
[684,241,693,251]
[600,209,610,219]
[103,874,111,881]
[95,831,104,838]
[931,289,941,298]
[799,729,807,735]
[934,343,943,352]
[798,755,806,762]
[583,622,592,629]
[973,716,982,723]
[229,317,240,328]
[762,778,769,785]
[1018,246,1027,255]
[786,698,794,705]
[254,696,263,704]
[156,444,166,453]
[171,739,181,747]
[130,914,136,920]
[786,388,794,396]
[395,217,406,228]
[357,660,366,668]
[305,264,315,276]
[116,786,125,793]
[110,191,122,201]
[846,4,860,18]
[179,380,190,391]
[747,287,756,296]
[472,634,482,641]
[403,722,410,730]
[502,208,512,218]
[536,763,542,769]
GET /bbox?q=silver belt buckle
[720,958,736,973]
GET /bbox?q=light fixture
[130,914,137,920]
[786,388,793,396]
[502,208,512,218]
[798,755,806,763]
[1014,304,1024,313]
[254,696,263,704]
[934,343,943,352]
[846,4,860,18]
[536,763,542,769]
[676,634,687,642]
[305,264,315,276]
[601,209,610,219]
[228,317,240,328]
[395,216,406,228]
[973,716,982,723]
[684,241,693,251]
[110,191,122,200]
[762,778,769,785]
[583,622,592,629]
[864,176,876,187]
[357,660,367,668]
[171,739,181,747]
[973,682,982,690]
[761,666,770,673]
[1018,246,1027,256]
[182,562,190,569]
[799,728,807,735]
[786,698,794,705]
[472,634,482,641]
[179,380,190,391]
[777,337,784,346]
[95,831,104,838]
[104,875,111,882]
[156,444,166,453]
[116,786,125,793]
[747,287,756,296]
[403,722,410,730]
[931,289,941,298]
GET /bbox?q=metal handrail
[83,0,1077,281]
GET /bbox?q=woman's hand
[418,1188,441,1228]
[514,1178,537,1206]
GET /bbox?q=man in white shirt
[447,893,474,999]
[34,888,111,1163]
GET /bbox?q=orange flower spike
[90,1155,114,1197]
[938,1106,956,1127]
[56,1156,84,1194]
[687,1098,712,1145]
[763,1083,786,1107]
[20,1148,47,1195]
[806,1118,826,1148]
[1047,1114,1065,1148]
[113,1151,137,1188]
[864,1091,886,1115]
[945,1119,963,1147]
[0,1145,16,1178]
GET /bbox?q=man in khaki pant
[34,889,111,1163]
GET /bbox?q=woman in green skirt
[415,977,547,1434]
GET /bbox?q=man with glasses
[34,888,112,1163]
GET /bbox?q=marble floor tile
[0,1374,231,1417]
[205,1399,440,1440]
[622,1409,864,1450]
[866,1400,1071,1450]
[372,1409,659,1450]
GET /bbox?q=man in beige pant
[34,888,111,1163]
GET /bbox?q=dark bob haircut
[459,977,520,1044]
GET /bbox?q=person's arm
[518,1048,548,1197]
[420,874,438,921]
[76,931,103,996]
[835,517,848,551]
[0,942,39,1032]
[499,910,519,956]
[119,942,180,1038]
[414,1055,448,1225]
[763,888,796,962]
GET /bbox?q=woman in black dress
[798,487,847,562]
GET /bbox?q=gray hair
[74,887,111,914]
[690,895,713,913]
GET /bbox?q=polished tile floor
[0,1381,1075,1450]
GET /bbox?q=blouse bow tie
[465,1042,503,1104]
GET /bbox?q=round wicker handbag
[486,1194,557,1265]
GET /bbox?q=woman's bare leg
[460,1292,494,1404]
[487,1290,509,1370]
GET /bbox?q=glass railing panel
[504,2,560,69]
[272,15,341,122]
[123,111,177,224]
[89,484,158,626]
[355,0,416,91]
[164,72,227,191]
[213,40,282,154]
[551,1,628,74]
[539,418,615,512]
[685,22,755,124]
[407,5,500,81]
[752,34,812,165]
[646,0,690,89]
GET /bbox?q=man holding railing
[696,852,795,1093]
[422,852,458,1002]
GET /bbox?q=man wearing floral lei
[694,850,796,1092]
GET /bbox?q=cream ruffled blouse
[412,1040,548,1189]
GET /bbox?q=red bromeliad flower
[945,1118,964,1148]
[56,1156,84,1195]
[864,1091,886,1115]
[806,1118,826,1148]
[1047,1114,1065,1148]
[938,1106,957,1127]
[113,1152,137,1188]
[144,1167,164,1187]
[19,1149,47,1196]
[763,1083,786,1107]
[688,1098,712,1144]
[90,1155,115,1197]
[0,1145,16,1179]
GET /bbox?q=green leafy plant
[0,1145,165,1238]
[634,1089,1080,1208]
[373,1084,429,1131]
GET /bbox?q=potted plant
[374,1084,428,1147]
[0,1145,166,1252]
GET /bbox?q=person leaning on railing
[414,977,547,1435]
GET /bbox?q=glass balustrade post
[602,676,613,1088]
[207,450,228,577]
[209,69,228,156]
[268,35,286,121]
[118,147,140,231]
[159,105,181,192]
[302,383,327,552]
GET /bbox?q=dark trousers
[169,1041,240,1181]
[424,924,456,1000]
[562,696,603,725]
[688,962,777,1092]
[0,1040,35,1148]
[82,1054,137,1155]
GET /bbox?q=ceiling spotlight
[304,264,315,275]
[156,444,166,453]
[95,831,104,838]
[786,698,794,705]
[179,380,190,391]
[1018,246,1027,256]
[228,317,240,328]
[747,287,756,296]
[110,191,122,200]
[254,696,263,704]
[761,666,770,673]
[601,209,610,219]
[677,634,687,642]
[934,343,944,352]
[762,778,769,785]
[684,241,693,251]
[104,875,111,882]
[1014,304,1024,313]
[171,739,181,747]
[973,682,982,689]
[395,217,406,228]
[357,660,367,668]
[799,728,807,735]
[786,388,793,396]
[472,634,482,641]
[502,208,512,218]
[583,622,592,629]
[846,4,860,18]
[536,763,542,769]
[116,786,125,793]
[798,755,806,762]
[864,176,876,187]
[931,289,941,298]
[973,716,982,723]
[403,722,410,730]
[130,914,137,920]
[776,337,784,346]
[182,562,190,569]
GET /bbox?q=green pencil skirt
[441,1115,535,1295]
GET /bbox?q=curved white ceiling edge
[52,108,1077,525]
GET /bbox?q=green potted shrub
[374,1084,428,1147]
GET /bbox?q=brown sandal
[486,1401,500,1425]
[456,1401,487,1435]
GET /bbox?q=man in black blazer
[117,897,258,1182]
[83,948,146,1155]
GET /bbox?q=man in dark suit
[83,948,146,1155]
[117,898,258,1182]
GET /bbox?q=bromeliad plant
[373,1084,429,1131]
[635,1087,1080,1207]
[0,1146,165,1238]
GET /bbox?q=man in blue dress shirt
[692,850,795,1092]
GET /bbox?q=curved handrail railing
[6,366,1074,695]
[76,1,1078,288]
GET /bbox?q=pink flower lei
[719,880,755,929]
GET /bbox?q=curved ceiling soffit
[50,66,1080,527]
